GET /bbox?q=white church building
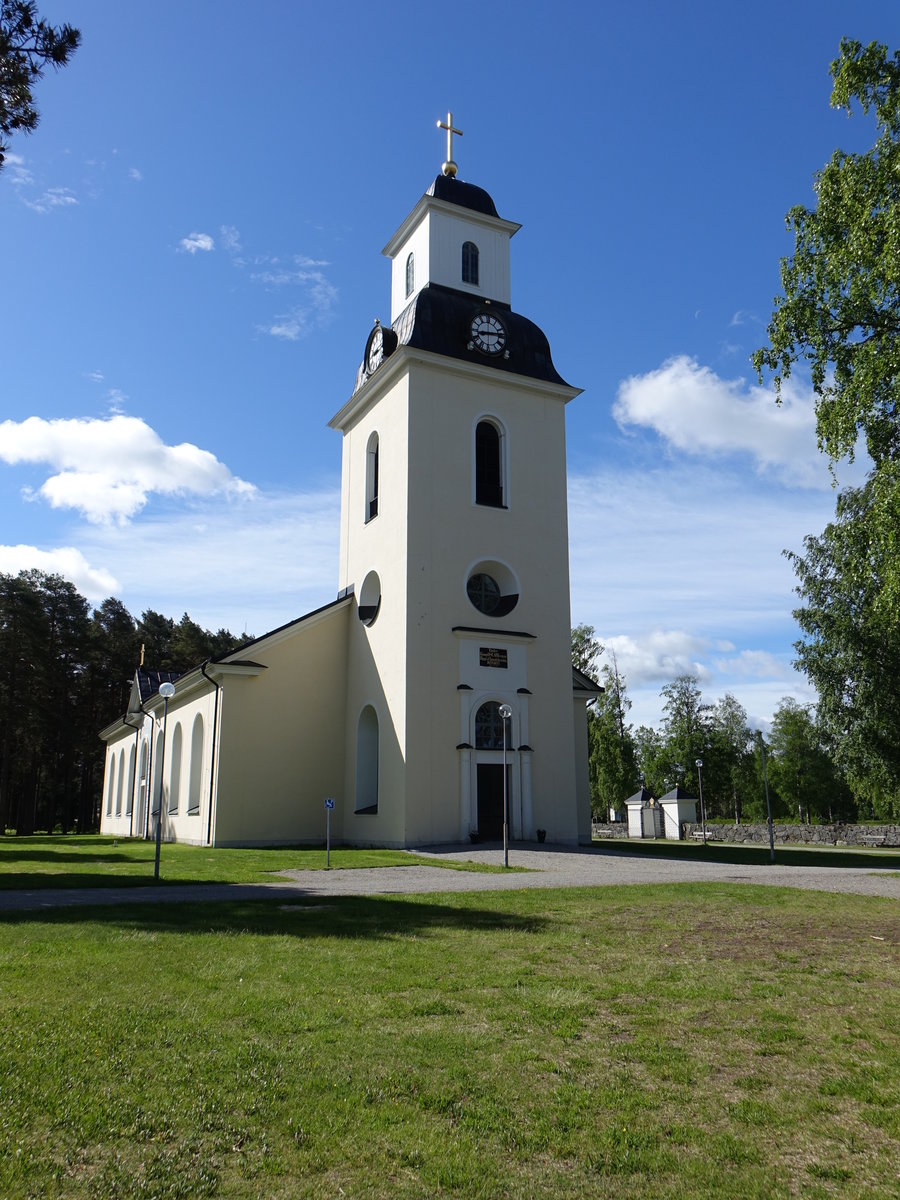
[100,129,600,848]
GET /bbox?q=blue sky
[1,0,895,729]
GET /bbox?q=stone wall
[591,822,630,839]
[683,822,900,848]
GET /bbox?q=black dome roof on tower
[427,174,499,218]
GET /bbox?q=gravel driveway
[1,842,898,912]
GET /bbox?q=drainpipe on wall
[200,662,222,846]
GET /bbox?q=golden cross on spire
[436,112,463,178]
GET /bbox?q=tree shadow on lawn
[591,838,900,871]
[0,892,548,939]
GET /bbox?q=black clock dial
[365,324,384,373]
[470,313,506,355]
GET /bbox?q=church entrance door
[477,763,509,840]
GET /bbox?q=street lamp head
[499,704,513,719]
[159,682,175,699]
[695,758,703,769]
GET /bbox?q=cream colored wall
[400,357,580,844]
[211,604,351,846]
[336,374,412,846]
[99,724,140,837]
[388,200,514,320]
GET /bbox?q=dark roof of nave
[383,283,571,388]
[136,669,181,702]
[426,174,500,218]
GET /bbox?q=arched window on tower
[405,252,415,298]
[475,419,505,507]
[462,241,479,286]
[475,701,505,749]
[365,432,379,522]
[355,706,379,813]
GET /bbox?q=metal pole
[499,705,512,868]
[154,695,171,882]
[695,758,707,845]
[758,732,775,863]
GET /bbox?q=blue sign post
[324,797,335,868]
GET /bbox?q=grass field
[1,882,898,1198]
[0,835,519,890]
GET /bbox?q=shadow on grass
[0,893,548,939]
[591,838,900,871]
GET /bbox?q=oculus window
[359,570,381,626]
[466,559,519,617]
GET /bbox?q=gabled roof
[571,665,604,694]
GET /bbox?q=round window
[358,570,381,626]
[465,560,519,617]
[466,572,501,615]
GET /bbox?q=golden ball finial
[442,160,458,178]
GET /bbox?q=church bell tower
[329,116,592,847]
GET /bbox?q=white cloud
[85,370,104,383]
[613,355,836,487]
[264,309,309,341]
[566,461,835,727]
[21,186,78,213]
[128,167,143,182]
[600,630,713,687]
[179,231,215,254]
[0,544,119,599]
[76,488,340,635]
[0,414,256,525]
[7,153,33,186]
[220,224,242,253]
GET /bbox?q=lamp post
[154,682,175,882]
[499,704,513,868]
[695,758,707,845]
[757,731,776,864]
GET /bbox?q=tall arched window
[188,714,204,814]
[138,741,149,824]
[115,749,125,816]
[405,252,415,298]
[475,702,505,749]
[126,745,136,816]
[462,241,479,286]
[365,432,379,522]
[106,754,116,816]
[168,723,182,814]
[475,419,504,507]
[153,730,164,816]
[355,705,379,813]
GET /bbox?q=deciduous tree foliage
[753,38,900,473]
[788,482,900,819]
[588,655,639,818]
[0,1,80,170]
[755,39,900,812]
[0,571,249,834]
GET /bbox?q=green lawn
[0,835,515,889]
[594,835,900,871]
[1,884,897,1198]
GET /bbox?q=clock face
[470,312,506,355]
[366,325,384,373]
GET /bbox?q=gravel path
[1,843,898,913]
